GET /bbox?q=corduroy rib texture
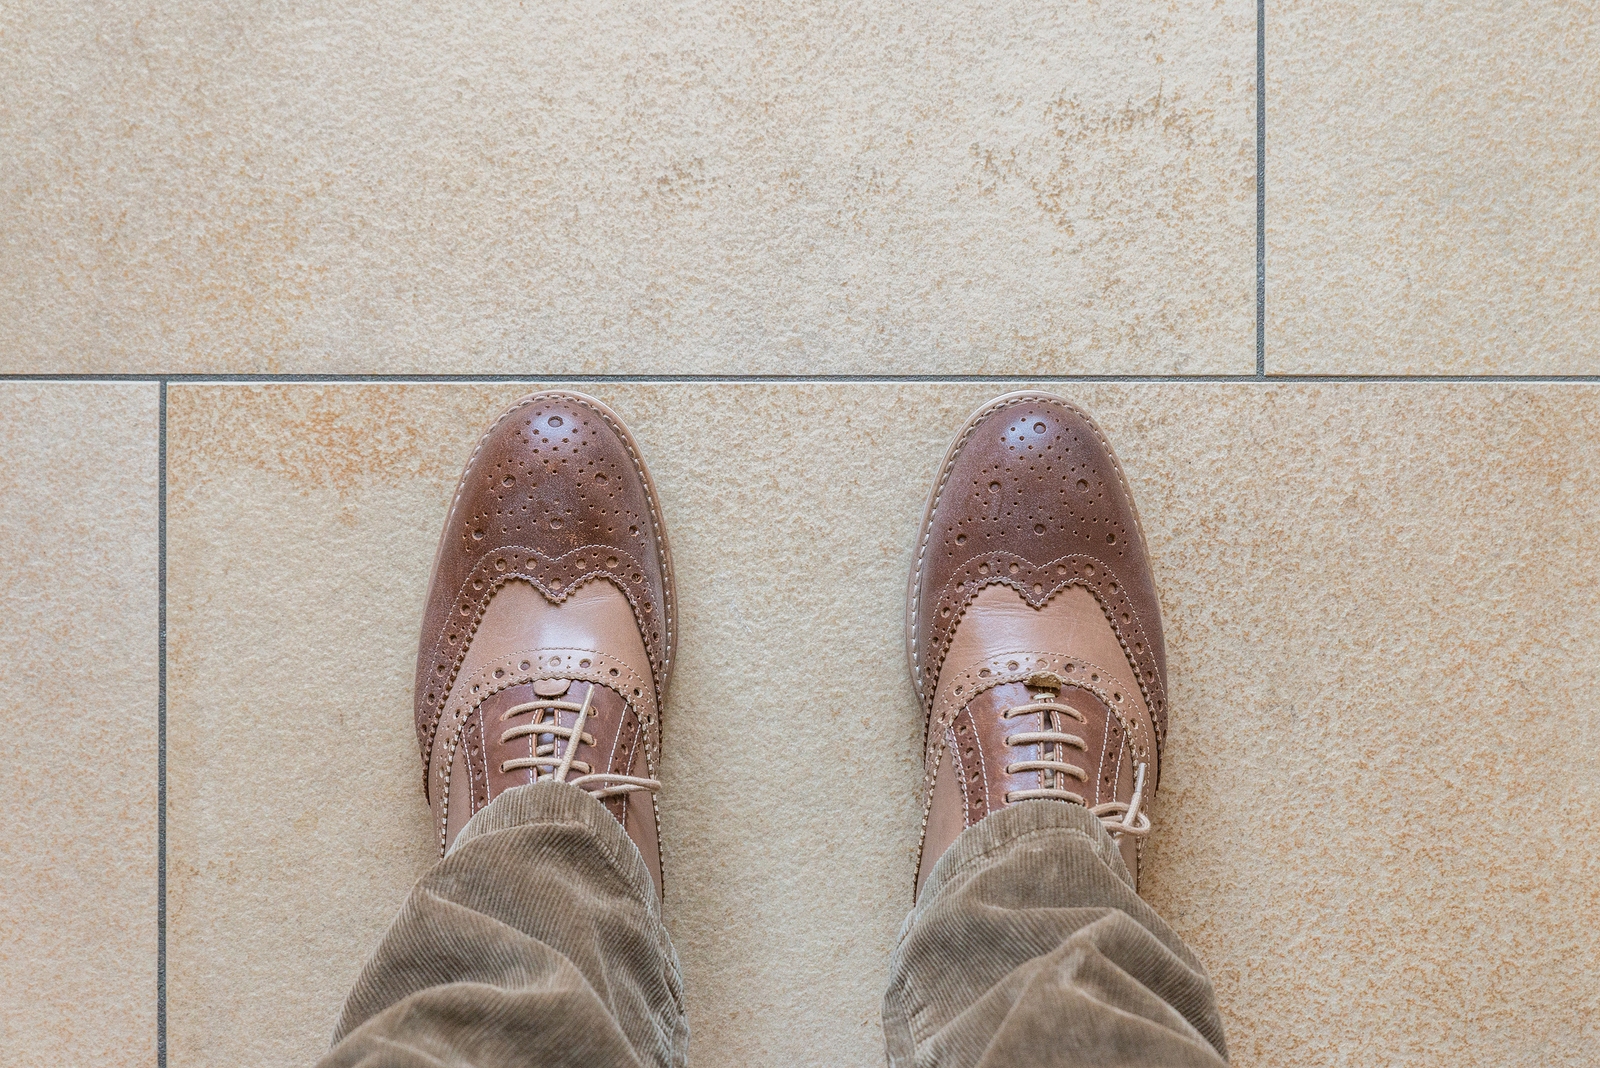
[319,788,1226,1068]
[883,800,1228,1067]
[320,782,686,1068]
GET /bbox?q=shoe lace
[498,681,661,799]
[1001,686,1150,840]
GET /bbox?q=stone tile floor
[1267,0,1599,374]
[1,386,159,1064]
[6,381,1598,1068]
[3,3,1599,1068]
[0,0,1256,376]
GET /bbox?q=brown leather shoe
[907,391,1168,894]
[414,391,675,892]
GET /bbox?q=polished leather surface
[908,392,1168,893]
[415,391,674,889]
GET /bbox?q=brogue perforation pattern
[417,544,660,773]
[461,406,642,552]
[917,651,1150,859]
[926,651,1151,775]
[936,413,1130,559]
[909,394,1169,757]
[415,391,675,801]
[950,708,989,825]
[433,647,661,855]
[926,550,1167,749]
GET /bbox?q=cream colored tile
[0,385,159,1067]
[1126,385,1600,1064]
[166,383,1599,1067]
[3,1,1254,375]
[1267,1,1600,374]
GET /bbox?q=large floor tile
[1132,385,1600,1064]
[0,385,159,1066]
[1267,1,1600,374]
[166,382,1598,1067]
[3,1,1255,376]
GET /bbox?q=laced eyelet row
[1001,687,1149,839]
[498,682,660,799]
[1002,697,1091,802]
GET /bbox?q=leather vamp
[934,654,1154,828]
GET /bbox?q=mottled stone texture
[1129,385,1600,1064]
[0,1,1255,375]
[1268,0,1600,374]
[166,383,1599,1068]
[0,385,160,1067]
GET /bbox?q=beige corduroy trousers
[320,782,1227,1068]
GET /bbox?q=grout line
[1256,0,1266,377]
[157,379,168,1068]
[4,372,1600,384]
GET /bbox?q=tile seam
[5,374,1599,384]
[157,378,168,1068]
[1257,0,1267,378]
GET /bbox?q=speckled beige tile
[166,382,1599,1067]
[2,1,1254,375]
[0,385,159,1066]
[1128,385,1600,1064]
[1267,1,1600,374]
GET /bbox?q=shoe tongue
[1018,669,1115,712]
[533,677,571,697]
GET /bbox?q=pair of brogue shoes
[413,391,1167,896]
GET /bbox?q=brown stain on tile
[949,84,1254,371]
[1028,91,1230,235]
[173,171,333,373]
[169,385,454,495]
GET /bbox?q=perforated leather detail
[462,708,489,813]
[415,392,674,799]
[916,649,1155,888]
[908,393,1170,891]
[923,650,1153,807]
[927,551,1165,742]
[908,393,1169,754]
[461,410,642,553]
[950,707,989,825]
[418,546,660,774]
